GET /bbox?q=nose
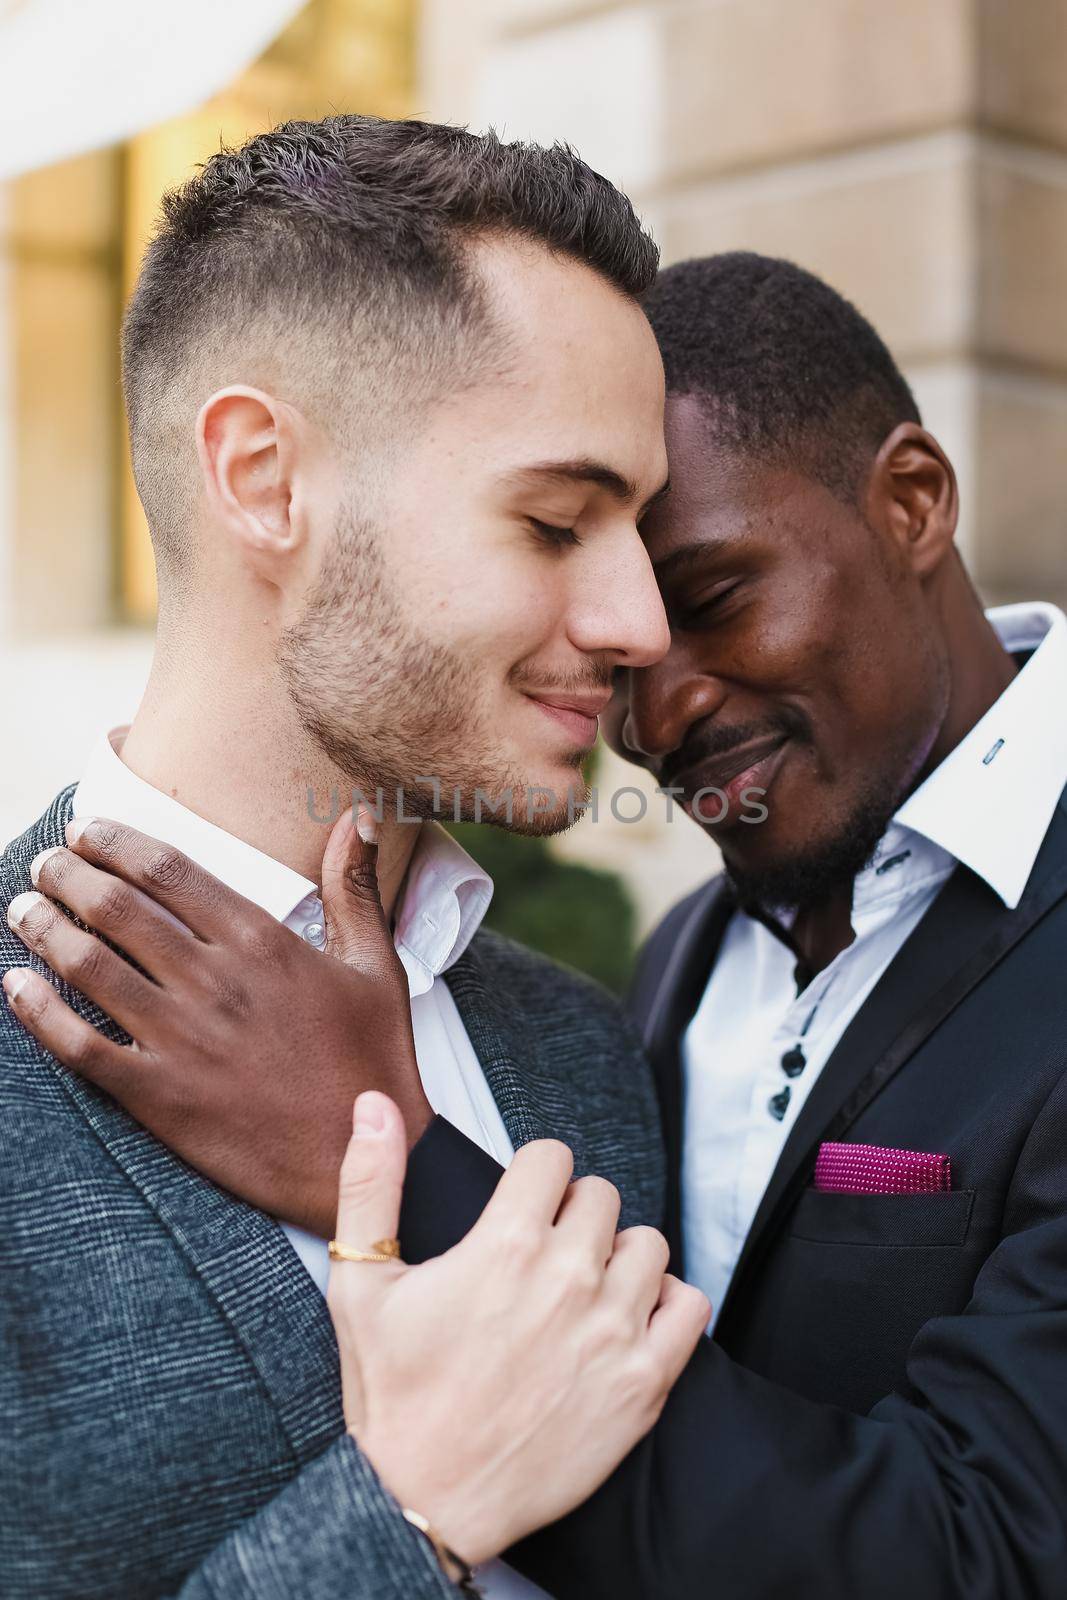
[622,651,728,766]
[568,530,671,669]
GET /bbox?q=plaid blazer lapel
[443,935,558,1152]
[442,931,664,1213]
[1,789,344,1468]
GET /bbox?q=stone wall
[420,0,1067,929]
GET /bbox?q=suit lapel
[444,930,670,1235]
[639,879,736,1264]
[444,937,560,1151]
[3,790,344,1466]
[721,796,1067,1319]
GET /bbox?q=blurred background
[1,0,1064,987]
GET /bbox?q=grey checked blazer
[0,788,665,1600]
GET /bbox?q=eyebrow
[503,458,670,519]
[653,538,732,580]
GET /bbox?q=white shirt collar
[73,729,493,995]
[393,825,493,996]
[894,601,1067,908]
[73,729,317,921]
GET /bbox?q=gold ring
[328,1237,402,1264]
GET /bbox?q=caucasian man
[0,117,710,1600]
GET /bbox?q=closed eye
[528,518,583,550]
[681,581,743,626]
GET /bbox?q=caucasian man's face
[281,238,671,833]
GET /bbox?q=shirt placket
[733,959,841,1234]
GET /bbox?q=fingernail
[355,805,379,845]
[65,817,92,846]
[354,1091,387,1137]
[29,847,63,887]
[2,969,30,1004]
[6,891,43,930]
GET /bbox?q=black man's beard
[722,784,900,916]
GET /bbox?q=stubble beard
[277,511,586,835]
[723,781,900,916]
[723,709,945,917]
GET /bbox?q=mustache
[510,663,616,698]
[659,711,809,792]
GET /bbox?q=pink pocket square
[814,1142,952,1195]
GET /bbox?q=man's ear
[867,422,959,580]
[196,387,310,571]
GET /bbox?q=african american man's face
[605,394,954,910]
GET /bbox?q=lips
[526,690,612,749]
[665,734,789,820]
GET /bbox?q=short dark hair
[122,114,658,560]
[642,252,920,501]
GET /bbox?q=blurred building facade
[2,0,1066,933]
[0,0,414,838]
[423,0,1067,931]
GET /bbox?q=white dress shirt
[682,602,1067,1329]
[73,729,550,1600]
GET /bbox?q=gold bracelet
[402,1507,481,1594]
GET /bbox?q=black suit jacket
[404,784,1067,1599]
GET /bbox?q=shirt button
[780,1046,806,1078]
[302,921,326,948]
[768,1087,792,1121]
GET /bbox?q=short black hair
[642,252,920,501]
[122,114,658,561]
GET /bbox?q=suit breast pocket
[788,1187,976,1248]
[737,1188,985,1411]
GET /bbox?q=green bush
[448,822,636,995]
